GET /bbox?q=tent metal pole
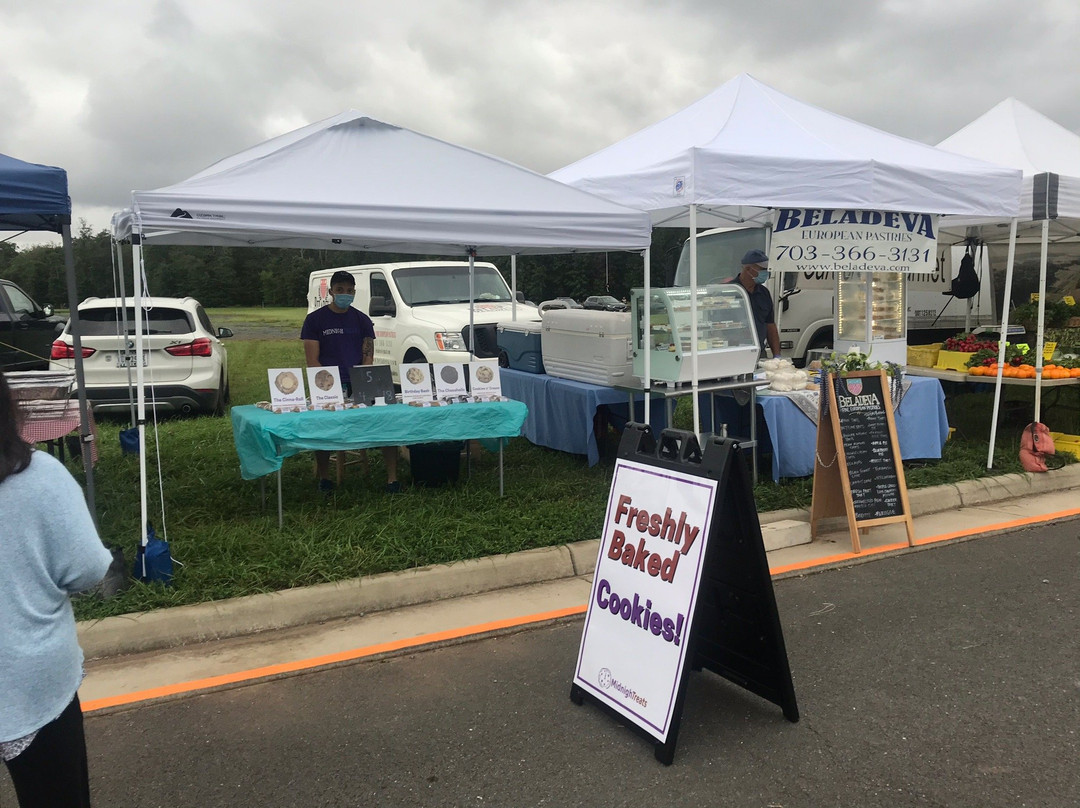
[1034,219,1050,423]
[643,247,651,426]
[510,255,517,322]
[132,233,150,550]
[468,249,476,360]
[987,218,1018,468]
[113,237,135,427]
[689,204,701,438]
[61,224,97,523]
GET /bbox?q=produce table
[231,401,528,525]
[718,375,949,481]
[904,366,1079,387]
[905,365,1079,434]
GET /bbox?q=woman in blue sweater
[0,372,111,807]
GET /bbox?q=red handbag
[1019,422,1057,472]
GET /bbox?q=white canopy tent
[115,109,652,546]
[936,97,1080,466]
[550,73,1023,431]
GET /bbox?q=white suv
[49,297,232,415]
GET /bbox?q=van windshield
[673,229,767,286]
[392,265,512,306]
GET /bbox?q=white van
[672,227,997,364]
[307,261,539,383]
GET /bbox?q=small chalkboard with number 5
[350,364,396,406]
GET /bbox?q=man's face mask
[334,293,355,308]
[754,269,770,284]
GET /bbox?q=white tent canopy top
[550,73,1023,227]
[117,110,652,255]
[937,97,1080,243]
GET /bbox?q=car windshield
[392,266,512,306]
[77,306,194,336]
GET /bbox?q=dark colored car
[538,296,584,314]
[0,279,66,371]
[582,295,629,312]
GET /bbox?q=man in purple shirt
[301,270,400,494]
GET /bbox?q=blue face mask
[754,269,770,284]
[333,293,355,308]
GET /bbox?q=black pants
[4,693,91,808]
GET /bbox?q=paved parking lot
[6,518,1077,807]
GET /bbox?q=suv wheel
[212,375,229,416]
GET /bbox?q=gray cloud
[3,0,1078,244]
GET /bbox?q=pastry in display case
[834,271,908,365]
[631,284,761,383]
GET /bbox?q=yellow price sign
[1030,292,1040,302]
[1065,296,1076,306]
[1043,341,1057,361]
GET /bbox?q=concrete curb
[79,465,1080,660]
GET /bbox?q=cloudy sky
[3,0,1078,246]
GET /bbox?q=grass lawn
[67,307,1077,621]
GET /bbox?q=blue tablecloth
[499,369,740,466]
[231,401,528,480]
[743,375,949,481]
[499,370,633,466]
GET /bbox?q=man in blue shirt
[730,249,781,359]
[301,270,400,494]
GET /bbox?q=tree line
[1,223,691,310]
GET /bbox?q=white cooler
[541,309,640,388]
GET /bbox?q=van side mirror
[779,287,801,312]
[369,296,396,317]
[217,327,234,339]
[515,291,525,303]
[42,304,54,317]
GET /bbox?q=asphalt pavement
[8,517,1078,807]
[2,469,1079,806]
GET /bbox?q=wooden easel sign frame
[810,370,915,553]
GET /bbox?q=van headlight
[433,331,466,351]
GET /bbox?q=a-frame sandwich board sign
[571,424,799,765]
[810,370,915,554]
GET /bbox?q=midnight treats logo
[598,668,613,689]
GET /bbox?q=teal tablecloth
[231,401,528,480]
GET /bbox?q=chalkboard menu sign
[350,364,396,406]
[830,373,902,521]
[810,370,914,553]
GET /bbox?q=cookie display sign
[400,363,434,403]
[571,426,799,764]
[468,360,502,398]
[305,366,345,409]
[433,363,468,399]
[267,368,307,410]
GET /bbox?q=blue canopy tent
[0,152,96,519]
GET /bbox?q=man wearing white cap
[730,248,781,359]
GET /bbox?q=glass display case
[834,271,908,365]
[631,285,761,383]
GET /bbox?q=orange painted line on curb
[83,505,1080,714]
[767,506,1080,576]
[81,603,587,713]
